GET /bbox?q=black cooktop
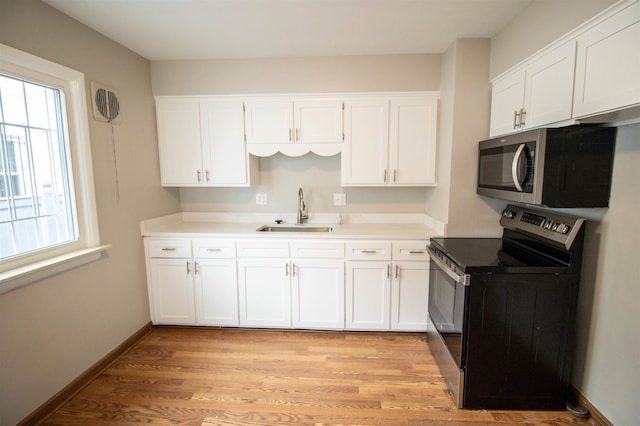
[429,237,569,274]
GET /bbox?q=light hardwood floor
[42,327,599,425]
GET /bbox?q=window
[0,74,78,259]
[0,43,105,293]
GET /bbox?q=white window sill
[0,245,112,295]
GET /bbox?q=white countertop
[140,212,445,240]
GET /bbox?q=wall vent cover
[91,81,121,124]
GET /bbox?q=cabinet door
[237,258,291,328]
[342,99,389,186]
[156,101,203,186]
[523,42,576,129]
[573,1,640,117]
[200,100,249,186]
[391,261,429,331]
[148,258,196,325]
[292,259,345,329]
[194,259,239,326]
[293,99,343,143]
[346,261,391,330]
[389,96,438,185]
[490,70,525,137]
[244,100,293,144]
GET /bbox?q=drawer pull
[205,248,222,252]
[161,248,177,251]
[361,250,378,254]
[409,250,425,254]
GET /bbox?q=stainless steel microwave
[477,126,616,208]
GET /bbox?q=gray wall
[490,1,638,424]
[0,1,180,424]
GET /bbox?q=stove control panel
[500,205,585,249]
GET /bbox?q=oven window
[429,263,467,367]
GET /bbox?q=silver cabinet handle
[393,169,397,182]
[197,170,202,182]
[513,110,520,129]
[409,250,425,254]
[384,169,388,183]
[361,250,378,254]
[206,248,222,252]
[205,170,210,182]
[186,261,191,275]
[295,128,300,141]
[519,108,526,128]
[161,247,176,251]
[289,128,292,141]
[285,263,290,277]
[194,261,199,275]
[395,264,399,279]
[292,263,297,277]
[387,264,391,278]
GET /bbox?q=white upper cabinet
[156,101,203,185]
[490,42,576,137]
[389,97,438,185]
[342,98,390,185]
[342,93,439,186]
[573,0,640,118]
[200,100,250,186]
[155,97,250,187]
[490,0,640,134]
[244,97,343,157]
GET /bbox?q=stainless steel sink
[257,224,333,233]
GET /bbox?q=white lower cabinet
[391,241,430,331]
[148,257,196,325]
[292,259,345,330]
[194,259,238,326]
[345,240,430,331]
[346,260,391,330]
[236,239,345,329]
[145,236,428,332]
[237,258,292,328]
[145,238,196,325]
[345,241,392,330]
[391,261,429,331]
[145,238,238,326]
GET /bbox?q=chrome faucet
[297,187,308,224]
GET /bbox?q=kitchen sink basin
[257,224,333,233]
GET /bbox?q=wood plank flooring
[42,327,599,425]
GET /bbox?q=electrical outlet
[333,193,346,206]
[256,193,267,205]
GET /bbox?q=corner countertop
[140,212,445,240]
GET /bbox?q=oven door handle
[427,246,469,286]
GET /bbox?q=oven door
[427,246,469,408]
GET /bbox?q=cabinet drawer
[146,238,191,258]
[392,241,429,261]
[290,240,345,259]
[193,239,236,259]
[236,239,289,258]
[346,241,392,260]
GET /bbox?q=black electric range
[426,204,585,410]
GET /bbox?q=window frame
[0,43,107,294]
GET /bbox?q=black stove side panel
[463,273,579,410]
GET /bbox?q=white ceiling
[43,0,532,61]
